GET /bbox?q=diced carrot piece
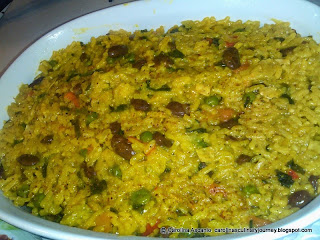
[146,145,156,156]
[142,220,160,236]
[128,136,142,144]
[234,61,250,73]
[64,92,80,108]
[217,108,235,122]
[27,90,34,97]
[288,169,299,180]
[208,184,227,197]
[95,213,112,232]
[87,145,94,153]
[225,41,236,47]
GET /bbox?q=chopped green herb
[110,207,118,213]
[110,104,128,112]
[276,170,294,188]
[66,71,79,82]
[38,93,46,99]
[20,123,27,129]
[79,148,88,158]
[44,213,64,223]
[107,57,116,64]
[85,60,92,66]
[12,139,24,146]
[280,46,296,57]
[71,118,81,139]
[274,37,285,42]
[168,49,185,58]
[126,53,135,63]
[287,160,305,174]
[175,208,188,216]
[109,165,122,179]
[186,128,207,133]
[48,60,58,68]
[60,106,70,111]
[146,80,171,91]
[215,61,226,67]
[281,94,294,104]
[169,27,179,33]
[86,112,99,125]
[198,162,207,171]
[40,157,49,178]
[234,28,246,33]
[195,139,210,148]
[91,179,107,195]
[212,38,220,47]
[243,92,257,108]
[249,219,254,228]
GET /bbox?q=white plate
[0,0,320,239]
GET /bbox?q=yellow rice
[0,17,320,237]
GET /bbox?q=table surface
[1,0,320,239]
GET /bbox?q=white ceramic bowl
[1,0,320,239]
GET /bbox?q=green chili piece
[242,184,260,197]
[130,188,151,210]
[17,184,30,198]
[33,193,45,208]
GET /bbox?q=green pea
[242,184,259,197]
[243,92,256,107]
[140,131,153,143]
[130,188,151,210]
[204,95,222,107]
[109,165,122,179]
[33,193,45,208]
[17,184,30,198]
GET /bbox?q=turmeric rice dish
[0,17,320,237]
